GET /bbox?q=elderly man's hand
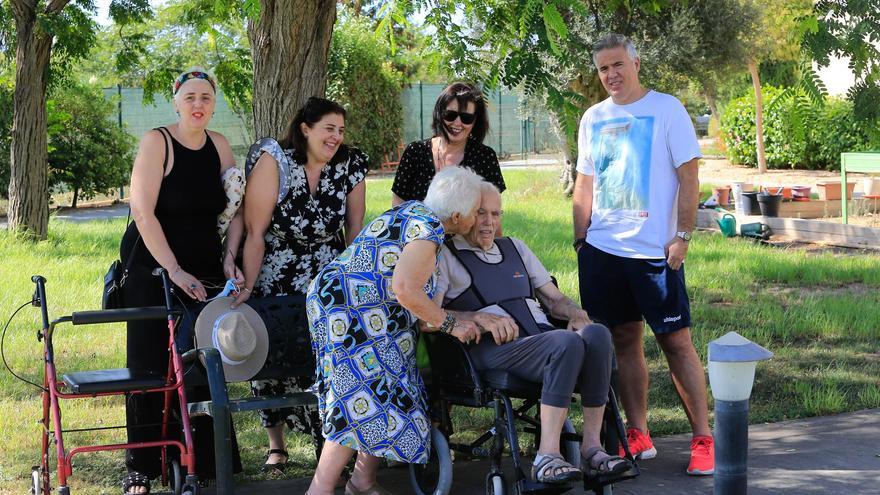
[450,320,482,345]
[566,310,592,332]
[472,312,518,345]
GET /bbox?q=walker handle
[70,307,181,325]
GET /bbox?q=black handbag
[102,127,171,309]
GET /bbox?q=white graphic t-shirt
[576,90,701,259]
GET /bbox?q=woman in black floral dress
[231,97,367,472]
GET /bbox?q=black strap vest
[444,237,541,338]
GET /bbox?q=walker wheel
[30,467,41,494]
[166,459,183,495]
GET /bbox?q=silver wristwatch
[675,231,692,242]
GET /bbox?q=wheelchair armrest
[423,331,486,403]
[70,306,181,325]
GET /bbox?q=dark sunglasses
[442,109,476,125]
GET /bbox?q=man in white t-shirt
[571,34,713,476]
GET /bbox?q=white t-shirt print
[576,90,701,259]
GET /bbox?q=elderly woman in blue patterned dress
[305,167,506,495]
[228,97,368,472]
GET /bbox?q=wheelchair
[409,328,640,495]
[29,270,199,495]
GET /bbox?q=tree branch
[44,0,71,15]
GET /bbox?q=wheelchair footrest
[62,368,167,394]
[517,479,576,495]
[583,463,641,490]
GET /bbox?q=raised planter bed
[697,208,880,249]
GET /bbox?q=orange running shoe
[618,427,657,460]
[687,435,715,475]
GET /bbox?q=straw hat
[194,297,269,382]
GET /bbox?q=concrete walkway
[206,408,880,494]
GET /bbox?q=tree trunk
[748,59,767,174]
[704,92,719,124]
[8,1,55,240]
[248,0,337,141]
[71,187,79,209]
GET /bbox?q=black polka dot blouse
[391,137,507,201]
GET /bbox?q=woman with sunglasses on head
[228,97,367,477]
[391,82,506,210]
[119,68,244,494]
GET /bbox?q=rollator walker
[29,269,199,495]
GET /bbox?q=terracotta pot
[816,181,856,201]
[762,186,791,200]
[712,186,732,205]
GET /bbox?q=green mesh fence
[105,84,561,162]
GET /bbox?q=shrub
[721,86,875,170]
[47,82,136,206]
[326,17,404,170]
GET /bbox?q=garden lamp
[708,331,773,495]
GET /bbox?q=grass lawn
[1,169,879,493]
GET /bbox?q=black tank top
[121,128,226,282]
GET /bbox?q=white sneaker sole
[687,467,715,476]
[634,446,657,460]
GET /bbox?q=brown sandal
[582,446,632,477]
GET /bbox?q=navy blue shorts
[577,243,691,335]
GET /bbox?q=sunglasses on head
[442,109,476,125]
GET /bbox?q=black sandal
[261,448,290,472]
[582,446,632,478]
[531,453,583,483]
[122,471,151,494]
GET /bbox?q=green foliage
[801,1,880,126]
[418,0,759,160]
[721,85,874,170]
[326,17,403,169]
[46,82,135,205]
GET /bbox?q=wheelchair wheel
[561,419,581,468]
[486,471,505,495]
[166,459,183,495]
[408,426,453,495]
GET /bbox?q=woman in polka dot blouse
[391,82,506,210]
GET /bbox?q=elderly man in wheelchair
[428,183,634,489]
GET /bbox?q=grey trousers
[468,323,613,407]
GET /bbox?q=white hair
[423,166,485,222]
[592,34,639,66]
[481,181,501,197]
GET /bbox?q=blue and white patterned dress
[305,201,445,464]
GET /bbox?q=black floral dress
[244,138,368,447]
